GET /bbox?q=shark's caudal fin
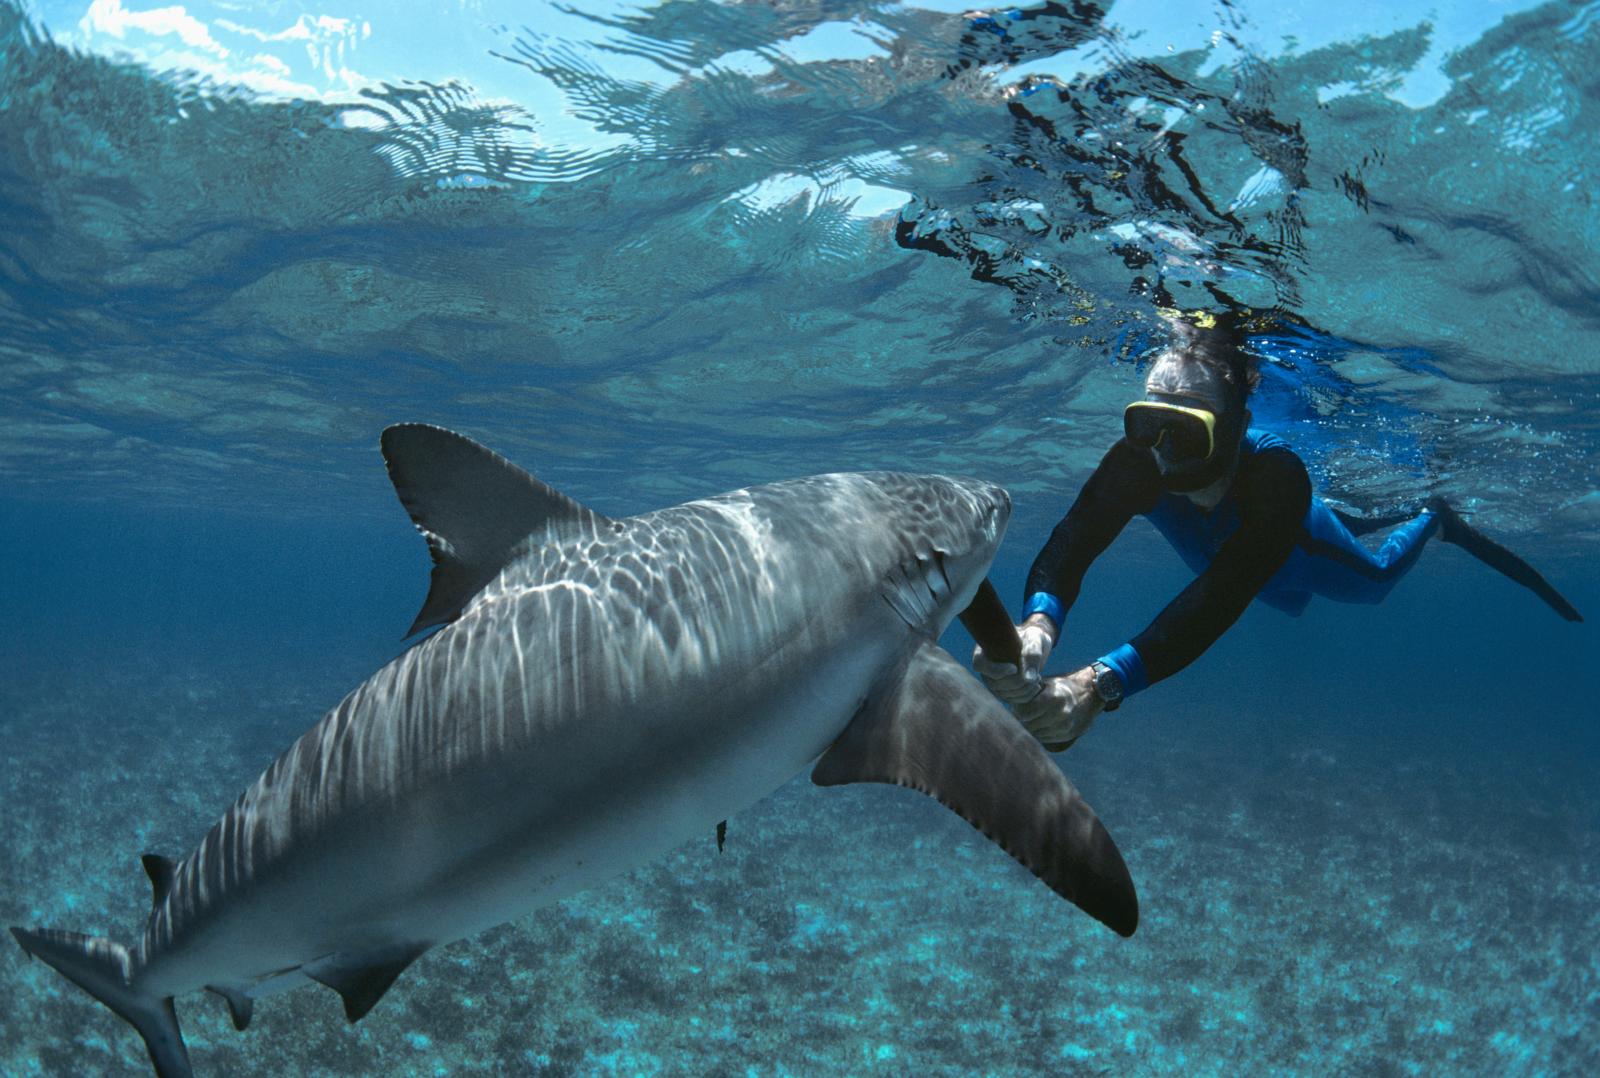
[813,639,1139,937]
[380,423,615,636]
[9,927,192,1078]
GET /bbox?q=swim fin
[1425,498,1582,622]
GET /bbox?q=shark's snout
[983,482,1011,530]
[921,477,1011,616]
[967,480,1011,551]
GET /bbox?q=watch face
[1094,664,1123,702]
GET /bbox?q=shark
[11,424,1137,1077]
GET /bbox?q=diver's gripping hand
[972,621,1055,704]
[1014,669,1102,751]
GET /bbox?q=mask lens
[1124,402,1215,461]
[1123,405,1165,449]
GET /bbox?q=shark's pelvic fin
[9,927,192,1078]
[141,854,176,910]
[306,943,431,1023]
[812,638,1139,937]
[204,984,255,1031]
[381,424,615,636]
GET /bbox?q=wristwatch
[1089,661,1124,712]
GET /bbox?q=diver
[974,310,1583,751]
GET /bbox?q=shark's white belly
[137,608,906,997]
[398,621,903,948]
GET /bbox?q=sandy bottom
[2,653,1595,1076]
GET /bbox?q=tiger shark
[11,424,1137,1077]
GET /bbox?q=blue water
[2,0,1597,1074]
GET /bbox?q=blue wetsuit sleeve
[1123,447,1312,690]
[1024,439,1162,631]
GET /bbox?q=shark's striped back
[138,467,1002,969]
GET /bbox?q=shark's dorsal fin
[205,984,255,1031]
[139,854,176,910]
[381,424,614,636]
[812,638,1139,937]
[307,943,430,1023]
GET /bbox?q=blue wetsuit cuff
[1022,592,1065,632]
[1096,643,1149,697]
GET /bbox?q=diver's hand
[972,615,1057,704]
[1013,665,1103,751]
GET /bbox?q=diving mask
[1123,401,1217,463]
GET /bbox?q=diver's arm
[975,439,1157,705]
[1022,438,1161,634]
[1109,449,1312,693]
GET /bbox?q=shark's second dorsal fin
[381,424,613,636]
[813,638,1139,937]
[140,854,176,910]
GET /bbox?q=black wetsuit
[1025,429,1441,698]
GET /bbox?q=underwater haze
[2,0,1597,1074]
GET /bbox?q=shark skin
[11,424,1137,1077]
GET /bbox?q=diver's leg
[1299,499,1437,605]
[1368,508,1440,575]
[1327,506,1416,537]
[1425,498,1582,622]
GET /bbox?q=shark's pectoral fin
[812,638,1138,937]
[381,424,616,636]
[204,984,254,1031]
[305,942,431,1023]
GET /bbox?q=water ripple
[0,0,1594,540]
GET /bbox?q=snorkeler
[974,311,1583,751]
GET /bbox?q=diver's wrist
[1088,660,1124,712]
[1022,612,1058,644]
[1022,591,1065,634]
[1069,666,1104,714]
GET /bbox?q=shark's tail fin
[10,926,192,1078]
[1425,498,1583,622]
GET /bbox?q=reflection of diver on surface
[973,310,1582,751]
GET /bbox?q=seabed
[2,653,1594,1076]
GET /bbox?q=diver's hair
[1159,309,1262,407]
